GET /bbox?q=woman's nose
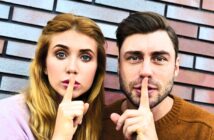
[66,59,78,75]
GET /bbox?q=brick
[0,57,30,76]
[160,0,200,8]
[194,103,214,114]
[199,27,214,42]
[0,93,12,99]
[82,0,92,2]
[0,39,5,54]
[96,0,165,15]
[168,20,198,38]
[104,73,120,90]
[6,41,36,59]
[171,85,192,100]
[13,7,56,26]
[195,57,214,72]
[56,0,129,23]
[106,56,118,73]
[0,4,10,19]
[0,76,28,92]
[202,0,214,11]
[97,22,117,39]
[175,69,214,88]
[1,0,54,10]
[106,40,119,56]
[194,88,214,104]
[0,21,41,42]
[178,53,194,68]
[104,91,125,105]
[179,38,214,57]
[167,5,214,26]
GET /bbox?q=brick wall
[0,0,213,113]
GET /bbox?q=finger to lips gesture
[135,77,152,139]
[52,75,89,140]
[111,78,158,140]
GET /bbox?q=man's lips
[133,84,158,96]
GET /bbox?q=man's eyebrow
[124,51,143,55]
[152,50,170,56]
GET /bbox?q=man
[102,12,214,140]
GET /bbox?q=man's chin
[128,97,160,109]
[125,95,140,108]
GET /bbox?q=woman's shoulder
[0,94,35,139]
[0,93,26,106]
[0,93,29,116]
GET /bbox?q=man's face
[119,30,179,108]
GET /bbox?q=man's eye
[153,56,167,64]
[81,54,91,62]
[56,51,66,59]
[127,55,141,63]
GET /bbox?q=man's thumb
[110,113,120,125]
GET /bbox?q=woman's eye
[56,51,66,59]
[81,54,91,62]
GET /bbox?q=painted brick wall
[0,0,213,113]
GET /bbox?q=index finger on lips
[62,75,75,102]
[139,77,149,110]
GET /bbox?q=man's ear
[174,57,180,77]
[117,57,120,75]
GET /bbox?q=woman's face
[45,30,98,99]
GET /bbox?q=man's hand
[52,75,89,140]
[110,78,158,140]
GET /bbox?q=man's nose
[139,60,152,77]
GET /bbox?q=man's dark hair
[116,12,179,58]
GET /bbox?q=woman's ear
[44,67,48,75]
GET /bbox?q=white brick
[0,21,41,42]
[0,76,28,92]
[0,57,30,76]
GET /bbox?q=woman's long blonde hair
[26,13,106,140]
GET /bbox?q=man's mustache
[129,78,160,89]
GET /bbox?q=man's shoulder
[103,98,125,119]
[178,96,214,128]
[102,99,125,140]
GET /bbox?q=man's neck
[151,96,174,121]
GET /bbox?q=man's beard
[119,73,174,109]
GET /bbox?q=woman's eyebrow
[80,49,95,55]
[53,44,69,50]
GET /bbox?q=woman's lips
[62,80,80,89]
[73,82,80,89]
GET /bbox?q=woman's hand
[52,76,89,140]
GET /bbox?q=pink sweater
[0,94,35,140]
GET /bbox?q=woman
[0,13,106,140]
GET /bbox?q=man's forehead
[120,32,175,55]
